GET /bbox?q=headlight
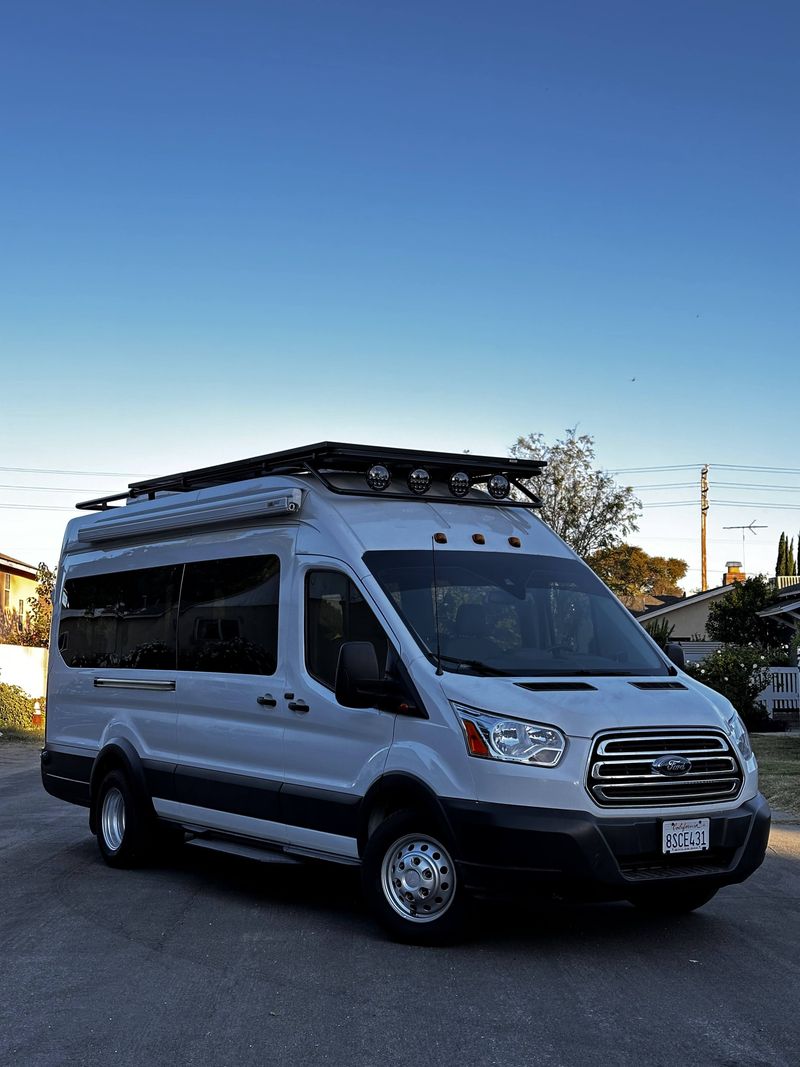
[452,702,566,767]
[726,711,752,760]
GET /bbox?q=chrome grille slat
[597,735,727,755]
[587,729,743,808]
[593,756,736,779]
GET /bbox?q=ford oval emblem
[653,754,692,776]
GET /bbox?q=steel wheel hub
[101,786,126,852]
[381,834,456,923]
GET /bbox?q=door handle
[257,694,278,707]
[287,699,309,713]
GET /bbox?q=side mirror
[335,641,417,712]
[665,642,686,670]
[335,641,382,709]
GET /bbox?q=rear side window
[178,555,280,675]
[59,566,181,669]
[305,570,388,690]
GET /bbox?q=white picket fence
[759,666,800,720]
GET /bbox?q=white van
[42,443,770,943]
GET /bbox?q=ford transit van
[42,443,770,943]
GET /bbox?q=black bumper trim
[443,794,771,898]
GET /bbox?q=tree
[776,532,787,576]
[510,429,640,557]
[588,544,687,598]
[25,563,55,647]
[0,563,55,648]
[788,537,796,577]
[705,575,785,649]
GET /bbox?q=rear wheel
[362,810,469,944]
[628,884,718,914]
[95,769,154,868]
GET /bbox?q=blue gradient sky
[1,1,798,583]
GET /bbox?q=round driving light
[366,464,391,491]
[487,474,510,499]
[407,468,431,494]
[449,471,470,497]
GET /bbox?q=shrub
[644,618,674,649]
[0,683,44,732]
[685,645,771,725]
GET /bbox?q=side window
[178,555,280,675]
[59,566,181,669]
[305,570,388,690]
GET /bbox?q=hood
[435,671,733,740]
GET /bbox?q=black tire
[628,884,719,914]
[361,809,470,945]
[94,768,155,868]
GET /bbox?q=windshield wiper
[433,654,510,676]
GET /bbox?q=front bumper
[442,793,771,900]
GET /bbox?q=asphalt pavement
[2,741,799,1067]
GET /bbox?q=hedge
[0,683,45,732]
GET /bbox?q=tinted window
[59,566,181,669]
[364,550,669,677]
[178,556,280,675]
[305,570,388,690]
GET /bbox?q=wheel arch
[358,773,456,857]
[89,739,154,833]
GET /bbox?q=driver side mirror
[335,641,416,712]
[335,641,380,708]
[665,642,686,670]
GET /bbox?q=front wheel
[362,810,469,944]
[628,884,719,914]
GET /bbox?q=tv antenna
[722,520,767,571]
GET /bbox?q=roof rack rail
[76,441,545,511]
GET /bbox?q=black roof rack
[76,441,545,511]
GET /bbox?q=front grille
[587,730,744,808]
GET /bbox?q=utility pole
[700,465,709,591]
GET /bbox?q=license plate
[662,818,710,854]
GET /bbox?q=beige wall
[643,599,719,641]
[1,568,37,626]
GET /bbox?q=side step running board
[186,837,304,865]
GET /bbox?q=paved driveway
[2,741,799,1067]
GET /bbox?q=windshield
[364,550,670,677]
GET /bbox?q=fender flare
[358,772,456,855]
[89,739,155,833]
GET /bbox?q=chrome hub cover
[381,834,456,923]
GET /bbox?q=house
[0,552,38,631]
[620,593,684,616]
[635,583,737,641]
[758,580,800,640]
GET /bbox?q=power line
[0,465,131,477]
[0,503,74,512]
[633,481,800,492]
[614,462,800,476]
[0,484,109,494]
[641,499,800,510]
[711,464,800,474]
[611,464,702,474]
